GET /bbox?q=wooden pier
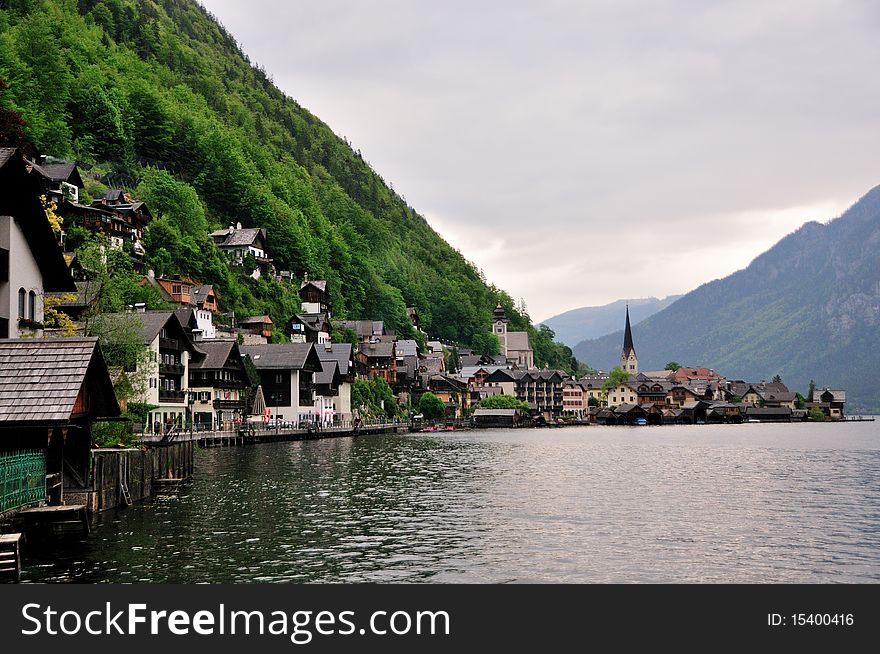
[141,422,405,449]
[15,504,89,536]
[0,533,23,582]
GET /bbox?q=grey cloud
[201,0,880,320]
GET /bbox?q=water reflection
[22,423,880,583]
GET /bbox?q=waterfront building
[0,147,77,338]
[240,343,323,426]
[314,343,354,425]
[562,380,589,417]
[620,305,638,375]
[606,381,638,408]
[188,339,249,430]
[0,338,119,514]
[491,304,534,369]
[808,388,846,418]
[427,374,470,418]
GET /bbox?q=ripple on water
[18,423,880,583]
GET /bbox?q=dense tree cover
[476,395,529,411]
[0,0,583,373]
[351,378,397,419]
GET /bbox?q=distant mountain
[541,296,682,346]
[573,185,880,412]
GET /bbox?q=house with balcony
[188,340,248,431]
[98,311,199,433]
[210,225,273,279]
[239,343,324,426]
[0,147,77,338]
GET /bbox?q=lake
[21,422,880,583]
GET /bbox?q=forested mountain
[0,0,579,371]
[541,295,682,347]
[574,185,880,412]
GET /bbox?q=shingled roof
[210,227,267,248]
[0,338,119,424]
[190,339,240,371]
[240,343,323,372]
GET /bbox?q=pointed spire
[622,304,635,356]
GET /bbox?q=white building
[0,148,78,338]
[240,343,323,426]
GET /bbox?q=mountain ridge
[574,185,880,411]
[541,295,682,346]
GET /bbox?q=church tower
[493,303,509,356]
[620,305,638,375]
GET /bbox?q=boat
[633,417,648,426]
[421,424,456,432]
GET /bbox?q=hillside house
[0,148,77,338]
[210,225,272,278]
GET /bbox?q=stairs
[0,534,23,582]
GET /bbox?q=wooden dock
[192,422,402,448]
[0,533,23,583]
[16,504,89,536]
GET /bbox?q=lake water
[21,422,880,583]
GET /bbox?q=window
[172,284,182,294]
[17,288,25,318]
[0,248,8,282]
[275,374,283,384]
[27,291,36,320]
[0,318,7,339]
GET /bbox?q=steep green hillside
[0,0,580,370]
[574,185,880,412]
[541,295,682,347]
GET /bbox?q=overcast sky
[200,0,880,322]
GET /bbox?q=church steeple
[620,305,638,374]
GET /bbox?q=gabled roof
[239,315,273,325]
[505,331,532,352]
[36,161,84,188]
[97,311,192,348]
[190,340,241,371]
[314,360,340,386]
[813,389,846,403]
[0,338,119,424]
[210,227,267,248]
[300,279,327,293]
[396,339,419,357]
[359,340,395,359]
[317,343,353,377]
[240,343,323,372]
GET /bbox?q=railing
[159,362,185,375]
[0,449,46,514]
[213,399,245,410]
[159,389,186,403]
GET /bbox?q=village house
[562,380,589,417]
[239,343,323,426]
[100,310,199,433]
[334,319,388,343]
[314,343,354,425]
[26,156,84,206]
[288,278,332,344]
[237,315,273,343]
[141,274,220,339]
[355,339,397,384]
[0,147,77,338]
[426,374,470,418]
[187,339,249,431]
[515,370,565,419]
[0,338,119,516]
[808,388,846,419]
[210,224,273,278]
